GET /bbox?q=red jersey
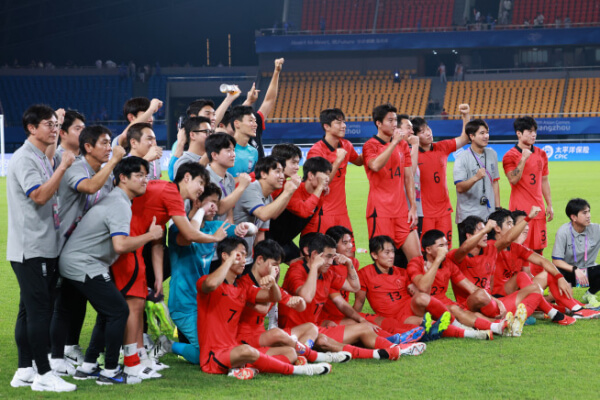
[502,145,549,220]
[196,275,260,366]
[237,272,292,339]
[357,264,412,319]
[448,244,498,306]
[130,180,186,235]
[492,243,533,296]
[362,136,412,218]
[279,259,345,329]
[307,137,359,216]
[406,256,466,301]
[319,258,359,323]
[418,139,456,218]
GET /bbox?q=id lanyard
[82,163,101,212]
[570,223,588,264]
[218,180,229,197]
[33,152,52,180]
[469,148,494,184]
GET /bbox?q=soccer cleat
[377,345,401,361]
[294,356,308,365]
[64,345,84,366]
[501,312,514,336]
[50,357,76,376]
[421,312,434,333]
[399,326,426,344]
[385,333,402,345]
[228,367,258,380]
[296,363,332,376]
[145,301,161,338]
[423,311,452,341]
[74,365,101,380]
[10,367,35,388]
[552,314,577,326]
[124,364,162,380]
[152,301,176,338]
[151,335,173,361]
[473,330,494,340]
[582,291,600,308]
[510,303,528,337]
[572,308,600,319]
[31,371,77,392]
[398,342,426,356]
[320,351,352,363]
[143,333,155,353]
[97,368,142,385]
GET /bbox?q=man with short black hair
[229,105,259,177]
[172,116,212,177]
[48,109,85,166]
[114,97,163,147]
[126,123,163,180]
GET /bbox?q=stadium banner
[256,27,600,53]
[264,117,600,141]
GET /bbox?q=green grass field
[1,162,600,399]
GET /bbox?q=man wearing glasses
[173,116,213,177]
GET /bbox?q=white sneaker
[97,367,142,385]
[295,362,332,376]
[140,355,169,371]
[10,367,35,388]
[151,335,173,361]
[319,351,352,363]
[50,358,76,376]
[143,333,155,353]
[124,364,162,380]
[31,371,77,392]
[64,345,84,366]
[398,342,427,356]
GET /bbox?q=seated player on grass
[280,233,425,359]
[552,198,600,310]
[354,235,453,341]
[237,239,352,365]
[320,226,425,344]
[196,237,332,379]
[451,208,574,335]
[489,208,600,320]
[407,229,512,339]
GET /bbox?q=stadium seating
[270,70,429,122]
[512,0,600,25]
[0,75,132,125]
[443,79,565,119]
[564,77,600,118]
[302,0,454,32]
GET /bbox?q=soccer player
[451,209,575,330]
[8,104,76,392]
[553,198,600,308]
[268,156,331,263]
[60,157,163,385]
[354,235,454,341]
[228,105,259,178]
[401,116,423,236]
[205,133,252,222]
[363,104,420,267]
[502,116,553,253]
[280,234,423,360]
[454,118,501,224]
[49,126,125,374]
[197,237,332,378]
[233,156,300,267]
[237,239,352,364]
[126,122,163,180]
[112,162,228,378]
[172,116,212,177]
[411,104,471,246]
[306,108,363,240]
[114,97,163,147]
[167,183,249,364]
[407,229,509,339]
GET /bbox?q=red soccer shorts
[497,291,520,314]
[201,348,234,374]
[111,248,147,299]
[523,218,547,251]
[421,214,453,248]
[367,215,413,248]
[237,331,262,348]
[317,325,346,342]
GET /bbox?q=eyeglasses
[131,173,150,181]
[192,129,214,135]
[41,121,61,129]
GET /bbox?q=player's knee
[271,328,291,345]
[303,323,319,339]
[281,347,297,364]
[238,344,259,361]
[315,333,330,348]
[413,292,430,308]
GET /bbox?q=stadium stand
[564,77,600,117]
[302,0,377,31]
[512,0,600,25]
[269,70,429,122]
[376,0,454,30]
[443,79,564,119]
[0,75,132,125]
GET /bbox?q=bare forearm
[254,192,293,221]
[78,160,118,194]
[113,232,154,254]
[404,170,416,209]
[507,158,527,184]
[151,242,164,284]
[493,180,500,207]
[456,175,481,193]
[218,187,246,214]
[297,271,319,302]
[368,145,395,172]
[30,166,68,205]
[553,259,575,273]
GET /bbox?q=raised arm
[77,147,125,194]
[258,58,284,119]
[201,251,238,293]
[453,219,497,263]
[29,151,75,205]
[252,176,300,221]
[494,206,540,250]
[367,130,404,172]
[294,254,323,303]
[112,216,163,254]
[454,103,471,149]
[505,148,531,185]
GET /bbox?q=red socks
[473,318,492,330]
[250,353,294,375]
[520,293,542,316]
[480,299,500,318]
[427,297,454,321]
[303,347,318,363]
[374,336,394,349]
[343,344,374,359]
[516,272,533,289]
[441,325,465,338]
[547,274,579,309]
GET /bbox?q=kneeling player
[197,237,332,379]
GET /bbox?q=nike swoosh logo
[374,285,382,289]
[221,293,229,296]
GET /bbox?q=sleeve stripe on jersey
[110,232,129,237]
[551,257,564,260]
[26,184,41,197]
[74,177,89,191]
[453,180,463,184]
[249,204,264,216]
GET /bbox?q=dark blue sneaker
[96,369,142,385]
[420,311,451,342]
[399,326,426,344]
[73,366,101,380]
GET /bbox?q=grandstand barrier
[255,27,600,53]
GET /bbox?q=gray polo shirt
[57,157,114,249]
[59,187,132,282]
[207,164,236,222]
[7,140,62,261]
[552,223,600,269]
[173,151,202,178]
[53,145,66,167]
[233,180,271,264]
[453,146,500,224]
[405,166,424,218]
